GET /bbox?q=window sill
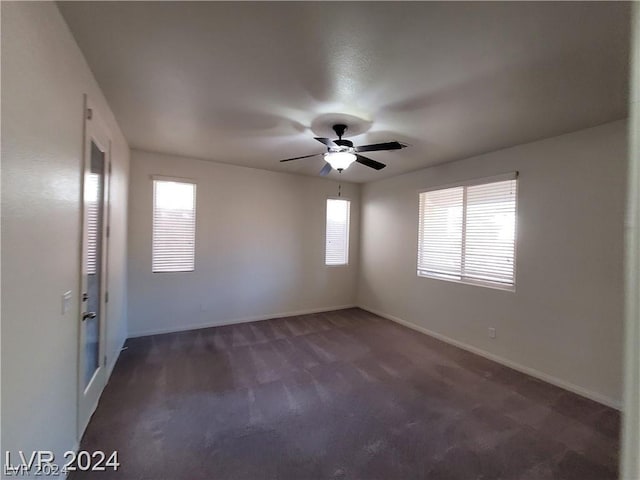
[152,269,195,274]
[417,271,515,292]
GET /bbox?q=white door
[78,98,111,436]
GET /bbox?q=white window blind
[326,199,350,265]
[152,179,196,273]
[86,172,100,275]
[418,186,464,279]
[465,180,517,285]
[418,176,517,289]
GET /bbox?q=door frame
[77,95,112,439]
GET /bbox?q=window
[325,198,350,265]
[152,178,196,272]
[417,175,517,289]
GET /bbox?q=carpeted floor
[74,308,619,479]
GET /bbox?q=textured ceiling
[58,1,630,183]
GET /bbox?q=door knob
[82,311,97,321]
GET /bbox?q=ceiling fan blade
[319,163,332,176]
[279,153,322,162]
[355,141,406,153]
[314,137,336,147]
[356,154,386,170]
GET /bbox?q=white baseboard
[127,304,357,338]
[359,305,622,410]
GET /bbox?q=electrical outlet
[488,327,496,339]
[62,291,72,314]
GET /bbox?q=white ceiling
[58,1,630,183]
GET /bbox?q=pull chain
[338,183,342,197]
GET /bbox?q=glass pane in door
[83,141,104,388]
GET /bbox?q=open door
[78,97,111,437]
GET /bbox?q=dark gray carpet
[74,308,619,479]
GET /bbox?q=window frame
[151,175,197,274]
[417,172,518,291]
[325,196,351,267]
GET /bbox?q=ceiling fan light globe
[325,152,356,171]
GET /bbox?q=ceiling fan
[279,124,407,175]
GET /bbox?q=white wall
[622,3,640,477]
[358,120,626,407]
[1,1,129,468]
[128,150,360,337]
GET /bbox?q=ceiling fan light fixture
[325,151,356,171]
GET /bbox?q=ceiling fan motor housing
[333,139,354,151]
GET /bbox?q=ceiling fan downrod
[333,124,347,140]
